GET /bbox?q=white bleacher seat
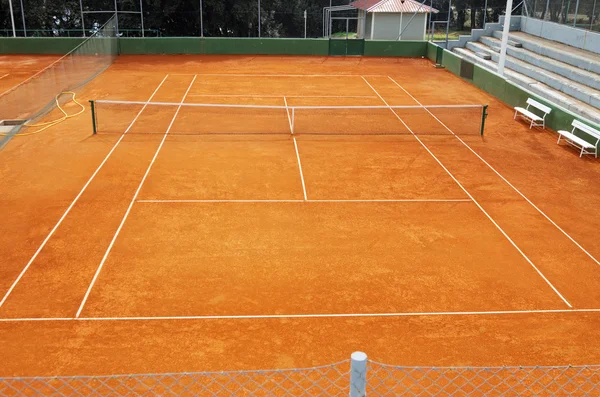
[558,119,600,158]
[514,98,551,129]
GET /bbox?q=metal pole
[114,0,119,36]
[304,9,307,38]
[349,352,367,397]
[8,0,16,37]
[498,0,514,77]
[445,0,451,49]
[483,0,488,26]
[573,0,580,26]
[200,0,203,37]
[398,0,430,39]
[258,0,261,37]
[429,0,434,40]
[346,18,349,39]
[545,0,551,20]
[19,0,26,36]
[591,0,597,30]
[140,0,144,37]
[80,0,86,37]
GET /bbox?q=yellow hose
[0,91,85,136]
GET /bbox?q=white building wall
[371,13,427,40]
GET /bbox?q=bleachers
[452,24,600,125]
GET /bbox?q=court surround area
[0,55,600,380]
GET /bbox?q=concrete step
[492,30,600,75]
[481,35,600,91]
[472,38,600,109]
[452,47,600,125]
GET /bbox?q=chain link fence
[1,352,600,396]
[524,0,599,32]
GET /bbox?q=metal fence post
[350,352,367,397]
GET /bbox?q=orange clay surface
[1,55,600,377]
[0,54,61,94]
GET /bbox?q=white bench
[557,119,600,158]
[514,98,551,129]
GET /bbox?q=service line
[136,199,472,204]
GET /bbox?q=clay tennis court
[0,55,61,94]
[1,56,600,377]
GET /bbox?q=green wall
[119,38,203,54]
[0,38,85,54]
[0,37,428,57]
[118,37,330,55]
[203,38,329,55]
[363,41,427,57]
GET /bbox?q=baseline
[1,308,599,322]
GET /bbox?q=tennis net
[90,100,488,136]
[0,15,118,135]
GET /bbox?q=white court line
[1,307,600,322]
[137,199,472,203]
[170,73,387,77]
[0,73,8,80]
[388,76,600,267]
[0,74,171,309]
[75,75,198,318]
[285,96,308,201]
[361,76,572,308]
[188,94,377,99]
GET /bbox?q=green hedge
[0,38,85,54]
[363,41,427,57]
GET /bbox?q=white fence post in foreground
[350,351,367,397]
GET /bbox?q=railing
[1,352,599,396]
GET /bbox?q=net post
[480,105,488,136]
[89,100,97,135]
[292,108,295,134]
[350,351,367,397]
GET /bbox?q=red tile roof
[350,0,438,13]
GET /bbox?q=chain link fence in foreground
[1,352,600,396]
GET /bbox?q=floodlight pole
[140,0,145,37]
[483,0,488,26]
[445,0,451,49]
[200,0,204,37]
[573,0,580,26]
[498,0,514,77]
[8,0,16,37]
[258,0,261,37]
[591,0,597,30]
[304,10,307,38]
[113,0,120,36]
[19,0,26,36]
[80,0,86,37]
